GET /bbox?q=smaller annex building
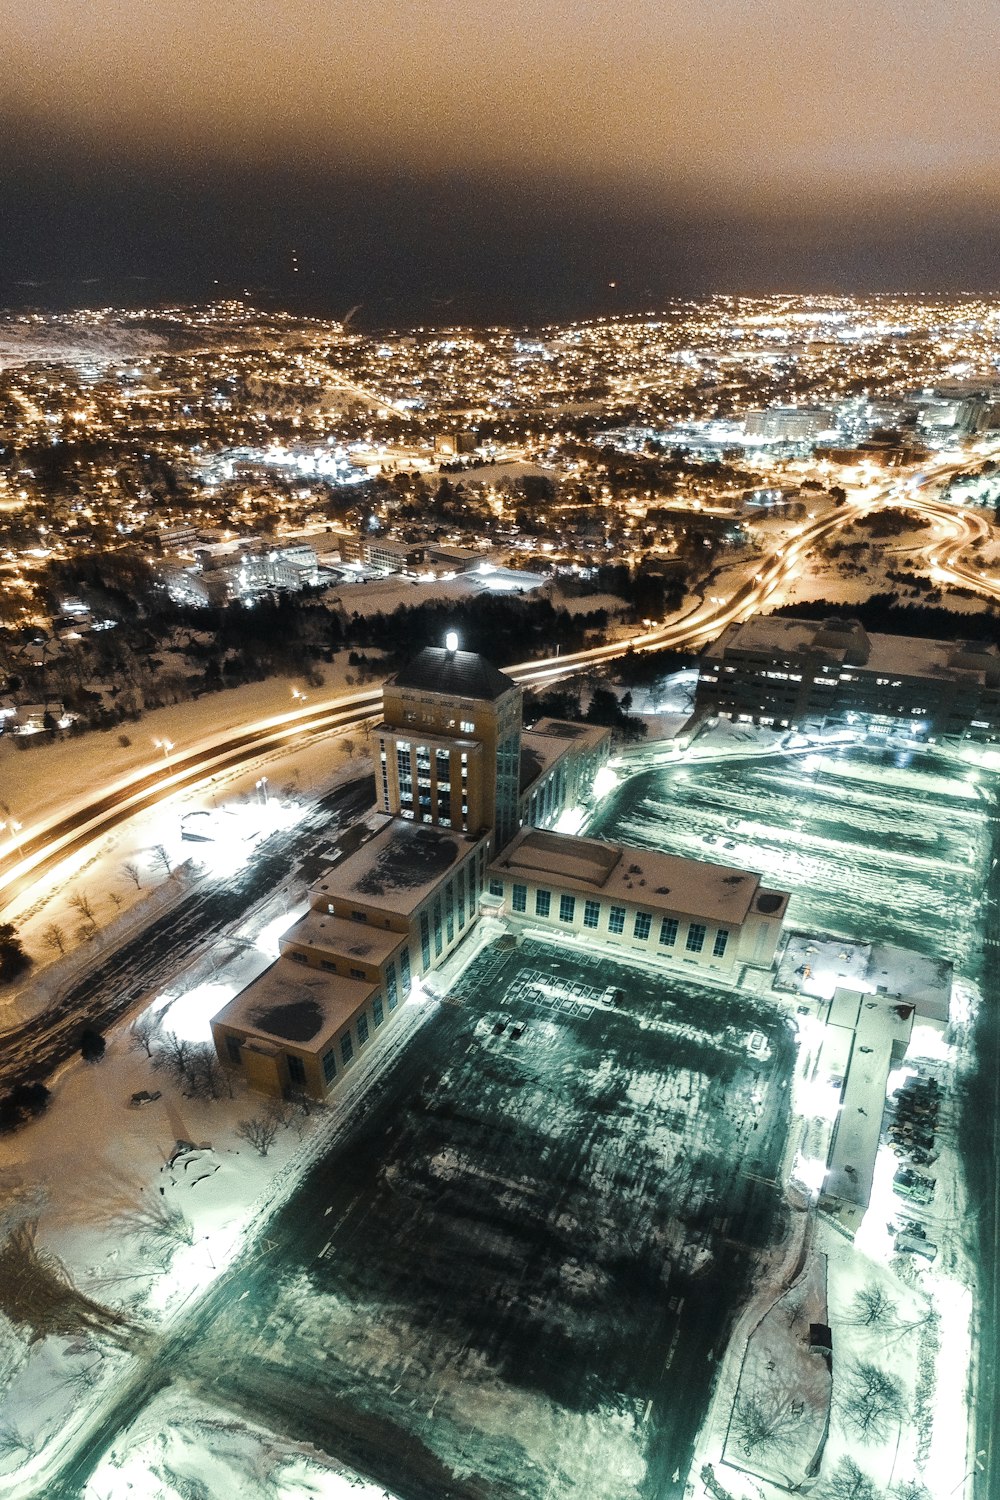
[487,827,788,973]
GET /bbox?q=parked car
[895,1233,937,1262]
[129,1090,162,1107]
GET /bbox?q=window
[357,1014,369,1046]
[460,719,475,733]
[489,878,504,897]
[420,913,431,969]
[608,905,626,935]
[659,917,679,947]
[350,910,368,923]
[373,994,384,1027]
[322,1049,336,1083]
[445,881,455,942]
[686,923,706,953]
[321,960,338,974]
[287,1054,306,1086]
[633,912,652,941]
[226,1036,242,1065]
[559,893,576,923]
[713,929,730,958]
[341,1032,354,1064]
[399,948,410,992]
[290,950,308,965]
[349,967,366,980]
[584,899,601,929]
[535,889,551,917]
[433,897,443,957]
[385,965,397,1011]
[512,883,527,913]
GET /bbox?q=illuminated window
[686,923,706,953]
[659,917,678,947]
[287,1055,306,1087]
[460,719,475,733]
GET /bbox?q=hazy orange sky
[4,0,1000,319]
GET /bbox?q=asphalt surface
[50,936,794,1500]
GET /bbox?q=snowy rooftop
[707,614,1000,684]
[823,988,913,1214]
[313,815,486,917]
[390,646,518,701]
[281,910,408,966]
[519,718,609,794]
[212,959,377,1054]
[491,827,788,925]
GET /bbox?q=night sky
[4,0,1000,324]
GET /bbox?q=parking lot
[178,937,795,1500]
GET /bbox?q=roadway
[2,451,997,920]
[0,503,856,915]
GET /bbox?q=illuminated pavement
[588,744,993,968]
[58,937,793,1500]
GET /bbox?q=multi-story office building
[213,638,789,1100]
[697,616,1000,740]
[376,644,524,851]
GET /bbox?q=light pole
[256,776,269,807]
[0,819,23,856]
[153,737,174,765]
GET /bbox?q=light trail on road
[1,455,996,918]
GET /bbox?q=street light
[153,738,174,763]
[256,777,269,806]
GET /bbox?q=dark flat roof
[391,647,518,702]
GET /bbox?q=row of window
[491,879,730,958]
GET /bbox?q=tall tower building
[376,635,523,851]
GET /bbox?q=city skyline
[4,0,1000,321]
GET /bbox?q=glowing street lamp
[153,737,174,763]
[445,630,459,653]
[256,776,269,805]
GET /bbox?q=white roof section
[282,910,407,966]
[313,815,486,918]
[212,960,377,1056]
[491,826,788,925]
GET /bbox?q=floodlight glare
[445,630,459,653]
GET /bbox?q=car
[129,1089,162,1107]
[895,1233,937,1262]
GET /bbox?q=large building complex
[213,641,791,1099]
[697,615,1000,740]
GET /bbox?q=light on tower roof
[445,631,459,653]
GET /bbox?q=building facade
[698,616,1000,740]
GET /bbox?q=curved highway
[2,457,996,915]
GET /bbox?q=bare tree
[150,844,173,877]
[41,922,66,957]
[108,891,123,911]
[843,1361,905,1445]
[152,1031,195,1088]
[69,891,97,928]
[187,1042,225,1100]
[730,1394,801,1460]
[236,1114,280,1157]
[122,862,143,890]
[892,1483,930,1500]
[851,1282,897,1328]
[130,1011,163,1059]
[827,1457,880,1500]
[119,1195,194,1252]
